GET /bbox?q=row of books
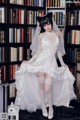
[47,0,65,7]
[10,9,24,24]
[27,11,44,25]
[10,47,24,61]
[53,12,65,25]
[0,31,5,43]
[9,64,20,80]
[9,28,24,43]
[10,0,24,5]
[27,0,44,7]
[9,83,16,98]
[0,8,5,23]
[0,66,6,83]
[67,30,80,44]
[0,64,20,83]
[0,47,6,62]
[0,0,45,7]
[67,48,80,63]
[67,48,77,63]
[27,49,31,60]
[27,28,36,42]
[66,11,80,25]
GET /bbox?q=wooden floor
[19,99,80,120]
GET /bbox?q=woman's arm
[28,51,40,64]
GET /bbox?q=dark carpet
[19,99,80,120]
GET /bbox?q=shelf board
[0,43,7,47]
[0,3,6,7]
[8,61,22,65]
[8,80,15,83]
[27,24,37,27]
[0,62,7,66]
[9,3,26,9]
[0,23,6,28]
[27,42,31,48]
[77,61,80,63]
[76,71,80,73]
[66,44,80,48]
[58,25,65,28]
[66,25,80,30]
[47,7,65,10]
[8,24,26,28]
[27,6,45,11]
[8,43,25,47]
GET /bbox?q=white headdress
[30,12,66,56]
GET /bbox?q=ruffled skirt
[14,61,76,112]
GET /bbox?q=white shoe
[42,108,48,117]
[48,108,53,119]
[43,112,48,117]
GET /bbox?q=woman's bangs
[41,19,50,26]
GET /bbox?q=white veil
[30,15,66,56]
[30,23,41,56]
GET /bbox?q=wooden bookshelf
[0,0,46,111]
[26,0,46,60]
[65,0,80,100]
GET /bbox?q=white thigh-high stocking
[44,76,53,119]
[38,74,48,117]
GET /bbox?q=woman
[14,12,76,119]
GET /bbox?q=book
[0,8,5,23]
[0,86,3,112]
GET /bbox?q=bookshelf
[26,0,46,60]
[65,0,80,99]
[46,0,66,32]
[0,0,46,112]
[46,0,66,65]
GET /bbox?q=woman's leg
[44,74,53,119]
[38,73,47,117]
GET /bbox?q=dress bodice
[41,31,59,55]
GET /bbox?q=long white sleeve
[28,52,40,64]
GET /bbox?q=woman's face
[43,23,52,32]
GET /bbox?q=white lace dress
[14,31,76,112]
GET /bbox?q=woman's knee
[44,84,51,93]
[44,75,52,93]
[39,82,44,89]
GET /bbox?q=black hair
[37,12,53,33]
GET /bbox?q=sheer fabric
[14,31,76,112]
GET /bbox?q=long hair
[37,12,53,33]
